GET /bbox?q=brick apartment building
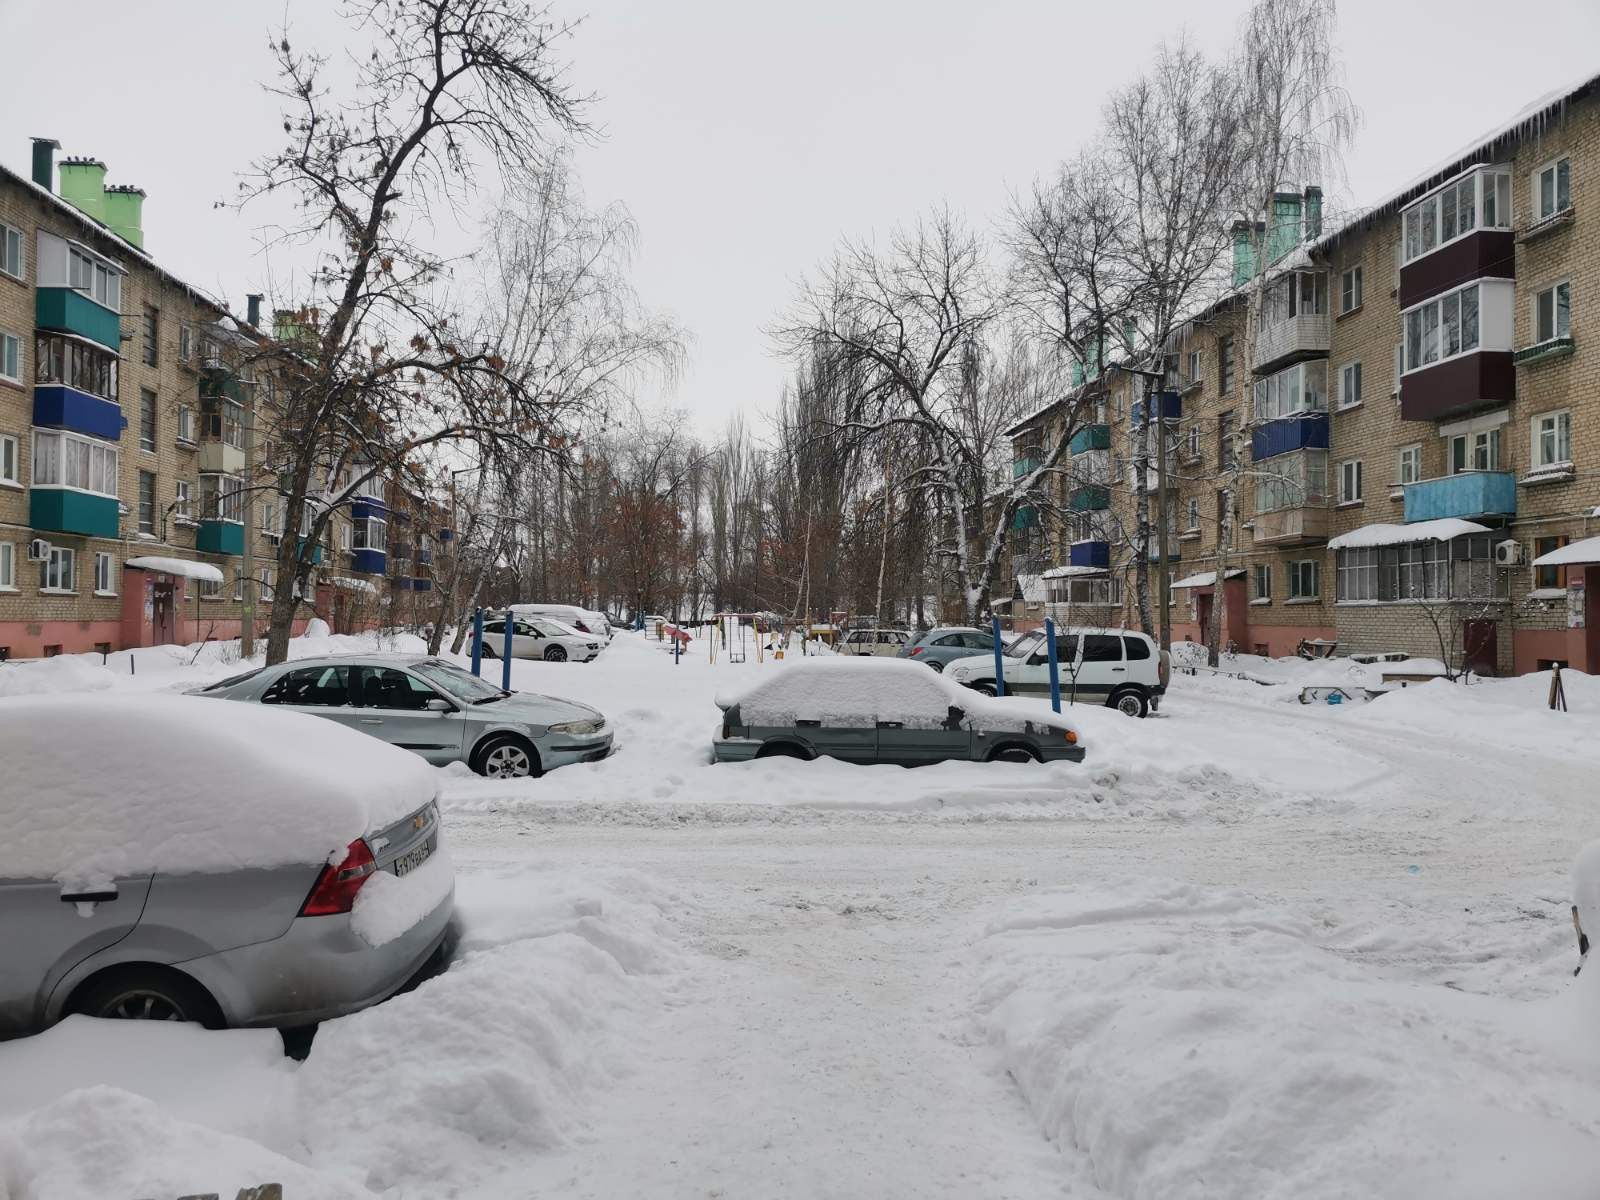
[1004,74,1600,677]
[0,138,440,660]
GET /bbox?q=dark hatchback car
[712,657,1083,766]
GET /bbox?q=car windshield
[409,658,506,703]
[1005,630,1043,659]
[197,666,267,692]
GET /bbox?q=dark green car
[712,658,1084,766]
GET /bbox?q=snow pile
[350,841,456,947]
[976,880,1600,1199]
[0,694,436,886]
[122,555,224,583]
[0,655,115,698]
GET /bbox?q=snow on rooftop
[1171,569,1246,589]
[1328,518,1490,551]
[1532,534,1600,568]
[123,556,224,584]
[0,693,436,887]
[1041,565,1108,579]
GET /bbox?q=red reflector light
[299,838,377,916]
[910,646,924,656]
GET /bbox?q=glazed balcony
[35,288,121,351]
[1251,313,1330,375]
[1252,505,1330,547]
[197,520,245,556]
[1403,472,1516,523]
[1398,351,1515,423]
[30,488,119,538]
[1068,540,1110,569]
[1070,424,1110,455]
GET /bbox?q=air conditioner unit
[1494,538,1523,567]
[26,538,50,562]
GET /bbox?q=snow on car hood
[497,692,605,725]
[0,693,438,888]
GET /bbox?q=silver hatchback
[193,654,612,779]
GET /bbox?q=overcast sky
[3,0,1598,436]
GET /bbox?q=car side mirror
[425,698,453,713]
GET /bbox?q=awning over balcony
[1532,535,1600,567]
[124,556,225,584]
[1328,518,1490,550]
[1170,569,1245,589]
[330,576,379,594]
[1041,564,1108,579]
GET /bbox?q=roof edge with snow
[1327,519,1491,551]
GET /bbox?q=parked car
[944,627,1168,717]
[897,626,996,673]
[510,604,611,642]
[712,657,1083,766]
[193,654,612,778]
[841,628,911,656]
[476,615,602,662]
[0,694,453,1037]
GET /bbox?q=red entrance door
[151,582,177,646]
[1463,619,1498,677]
[1195,593,1213,640]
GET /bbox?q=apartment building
[0,139,436,659]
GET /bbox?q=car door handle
[60,888,118,903]
[360,718,384,725]
[1111,667,1126,672]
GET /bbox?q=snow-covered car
[0,694,453,1038]
[945,627,1169,717]
[476,615,603,662]
[193,654,612,779]
[509,603,610,642]
[712,657,1084,766]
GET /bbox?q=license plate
[391,835,436,877]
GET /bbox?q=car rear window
[1123,636,1152,660]
[1082,634,1123,662]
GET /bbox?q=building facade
[0,139,438,659]
[1005,76,1600,676]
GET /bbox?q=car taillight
[910,646,924,657]
[299,838,377,917]
[1064,729,1078,745]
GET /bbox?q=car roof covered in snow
[0,693,437,887]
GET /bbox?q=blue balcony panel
[33,385,123,442]
[352,548,387,574]
[350,499,388,521]
[1069,540,1110,569]
[1403,472,1516,523]
[410,577,432,592]
[1251,411,1329,461]
[1130,391,1182,425]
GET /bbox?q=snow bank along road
[3,632,1600,1197]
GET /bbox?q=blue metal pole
[674,629,681,665]
[470,607,484,677]
[1045,616,1061,713]
[501,611,514,691]
[990,615,1006,698]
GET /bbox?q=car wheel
[927,660,945,673]
[481,644,497,658]
[67,965,222,1028]
[755,742,809,760]
[473,734,541,779]
[544,645,568,662]
[987,744,1040,764]
[1109,687,1149,718]
[969,681,997,696]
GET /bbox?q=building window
[1253,360,1327,421]
[0,434,16,485]
[1402,168,1511,264]
[174,479,192,520]
[340,521,352,551]
[1263,271,1328,327]
[1531,410,1572,470]
[200,395,244,448]
[0,331,20,384]
[1534,157,1571,222]
[1339,459,1363,504]
[0,542,13,590]
[1218,411,1236,468]
[34,332,118,401]
[142,305,159,367]
[178,322,193,363]
[1338,361,1362,409]
[354,515,387,552]
[139,388,157,452]
[177,404,195,444]
[1403,282,1480,372]
[200,473,244,523]
[31,429,118,496]
[138,470,157,535]
[1186,424,1201,460]
[1534,281,1571,345]
[1397,444,1422,486]
[1449,428,1501,474]
[1288,560,1319,600]
[1337,535,1504,602]
[0,222,22,280]
[1186,349,1201,384]
[39,546,75,593]
[1252,563,1272,601]
[1339,266,1363,314]
[1535,535,1570,590]
[1218,335,1234,394]
[197,575,222,600]
[1256,449,1328,513]
[69,247,121,310]
[94,551,115,595]
[1185,497,1200,531]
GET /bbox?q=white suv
[944,627,1169,717]
[841,628,911,657]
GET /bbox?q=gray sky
[4,0,1598,437]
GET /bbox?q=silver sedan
[194,654,612,779]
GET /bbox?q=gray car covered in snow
[194,654,612,779]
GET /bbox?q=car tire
[472,733,542,779]
[66,965,222,1028]
[755,742,810,760]
[969,681,998,696]
[544,645,568,663]
[1109,687,1149,718]
[481,644,497,659]
[927,660,945,673]
[986,743,1040,764]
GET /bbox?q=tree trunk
[1204,488,1233,668]
[1133,387,1154,636]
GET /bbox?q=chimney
[103,184,146,249]
[58,157,108,223]
[1303,185,1323,241]
[246,293,263,328]
[30,138,59,190]
[1231,220,1258,287]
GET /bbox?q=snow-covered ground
[3,629,1599,1197]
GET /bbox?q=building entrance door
[1463,618,1498,677]
[151,582,177,646]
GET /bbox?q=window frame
[1338,458,1364,505]
[1402,282,1482,373]
[174,479,193,521]
[0,221,23,281]
[1397,443,1423,487]
[1533,156,1572,223]
[0,433,17,486]
[1217,335,1234,394]
[176,403,195,444]
[1448,427,1502,475]
[1533,279,1571,346]
[1338,360,1362,410]
[137,469,157,536]
[177,321,193,364]
[94,551,115,595]
[39,545,76,594]
[0,541,14,590]
[1252,563,1272,602]
[1339,265,1363,314]
[1185,496,1200,532]
[0,329,21,385]
[1288,559,1320,601]
[1535,534,1570,590]
[1530,409,1572,470]
[1401,167,1511,265]
[30,429,119,498]
[139,387,157,453]
[141,305,159,367]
